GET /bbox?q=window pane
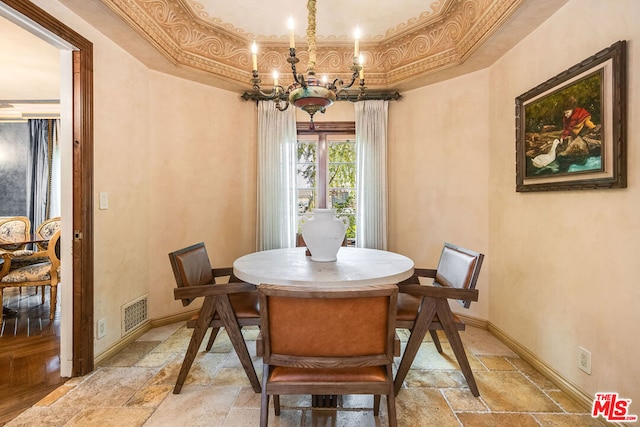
[297,141,316,163]
[328,163,356,189]
[298,188,317,213]
[297,163,316,188]
[329,188,356,240]
[328,141,355,162]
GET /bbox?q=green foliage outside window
[296,138,357,240]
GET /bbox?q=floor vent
[121,294,148,336]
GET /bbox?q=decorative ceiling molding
[100,0,525,89]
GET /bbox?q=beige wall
[146,71,257,318]
[388,70,491,321]
[30,0,258,355]
[487,0,640,404]
[91,25,152,354]
[389,0,640,405]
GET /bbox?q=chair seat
[1,261,52,283]
[229,291,260,318]
[396,293,464,329]
[270,366,388,383]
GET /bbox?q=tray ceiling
[99,0,527,89]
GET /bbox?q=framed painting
[515,40,626,192]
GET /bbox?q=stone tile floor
[7,322,607,426]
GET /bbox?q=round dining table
[233,246,414,287]
[233,246,414,407]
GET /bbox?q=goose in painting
[532,138,561,168]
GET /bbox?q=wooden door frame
[1,0,94,375]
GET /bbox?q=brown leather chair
[168,242,261,394]
[394,243,484,396]
[257,283,398,427]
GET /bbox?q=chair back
[36,217,61,250]
[258,284,398,368]
[434,243,484,308]
[0,216,31,251]
[168,242,213,306]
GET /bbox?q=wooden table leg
[174,295,217,394]
[312,395,338,408]
[393,297,436,396]
[216,294,262,393]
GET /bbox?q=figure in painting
[558,96,601,160]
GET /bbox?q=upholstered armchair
[35,217,61,251]
[0,230,61,321]
[0,216,31,255]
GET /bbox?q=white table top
[233,247,414,288]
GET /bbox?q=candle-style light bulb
[251,42,258,71]
[272,70,279,88]
[287,17,295,49]
[358,54,364,80]
[353,27,361,57]
[322,74,328,84]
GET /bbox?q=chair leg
[50,285,58,320]
[173,295,218,394]
[205,327,221,351]
[373,395,380,415]
[273,395,280,416]
[215,295,261,393]
[41,285,45,304]
[436,298,479,397]
[0,288,4,322]
[394,298,437,396]
[387,389,397,427]
[430,329,443,353]
[260,367,270,427]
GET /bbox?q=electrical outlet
[578,346,591,374]
[97,318,107,339]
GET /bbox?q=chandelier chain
[306,0,317,74]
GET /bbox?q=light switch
[99,192,109,210]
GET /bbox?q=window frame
[296,121,356,241]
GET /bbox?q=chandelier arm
[287,49,305,87]
[252,84,281,99]
[274,99,290,111]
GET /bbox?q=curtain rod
[241,90,401,103]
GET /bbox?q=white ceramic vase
[301,208,349,262]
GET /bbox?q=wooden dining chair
[257,283,398,427]
[0,230,61,321]
[394,242,484,396]
[168,242,261,394]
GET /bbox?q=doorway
[0,0,94,377]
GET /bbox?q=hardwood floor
[0,287,64,425]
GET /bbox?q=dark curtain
[26,119,55,234]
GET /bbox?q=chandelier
[249,0,365,130]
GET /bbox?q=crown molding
[100,0,525,89]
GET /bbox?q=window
[296,122,356,244]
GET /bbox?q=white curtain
[355,100,388,249]
[257,101,297,250]
[49,120,61,217]
[26,119,51,231]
